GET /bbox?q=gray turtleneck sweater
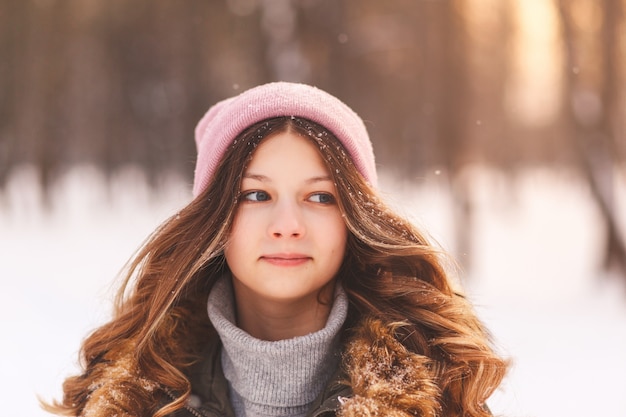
[207,277,348,417]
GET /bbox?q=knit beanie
[192,82,377,197]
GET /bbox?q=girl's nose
[268,201,305,239]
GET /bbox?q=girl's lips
[260,254,311,266]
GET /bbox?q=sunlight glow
[505,0,562,126]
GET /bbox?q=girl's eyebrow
[242,173,270,182]
[243,172,333,184]
[305,175,333,184]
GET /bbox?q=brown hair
[44,117,507,417]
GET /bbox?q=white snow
[1,164,625,416]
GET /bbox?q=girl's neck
[233,281,335,341]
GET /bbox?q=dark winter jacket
[82,318,447,416]
[167,318,444,417]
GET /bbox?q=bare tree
[557,0,626,276]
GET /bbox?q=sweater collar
[207,276,348,415]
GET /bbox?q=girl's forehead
[244,132,331,178]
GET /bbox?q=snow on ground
[1,164,625,416]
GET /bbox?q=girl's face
[225,131,347,308]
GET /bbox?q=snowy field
[1,164,625,416]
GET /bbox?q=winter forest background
[1,0,626,416]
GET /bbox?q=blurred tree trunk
[0,0,24,189]
[18,1,72,205]
[557,0,626,277]
[437,0,473,269]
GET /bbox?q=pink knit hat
[192,82,377,197]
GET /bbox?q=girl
[45,82,507,417]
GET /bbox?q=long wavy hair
[44,116,507,417]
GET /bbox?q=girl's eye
[242,190,271,202]
[308,193,336,204]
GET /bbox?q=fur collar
[338,318,441,416]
